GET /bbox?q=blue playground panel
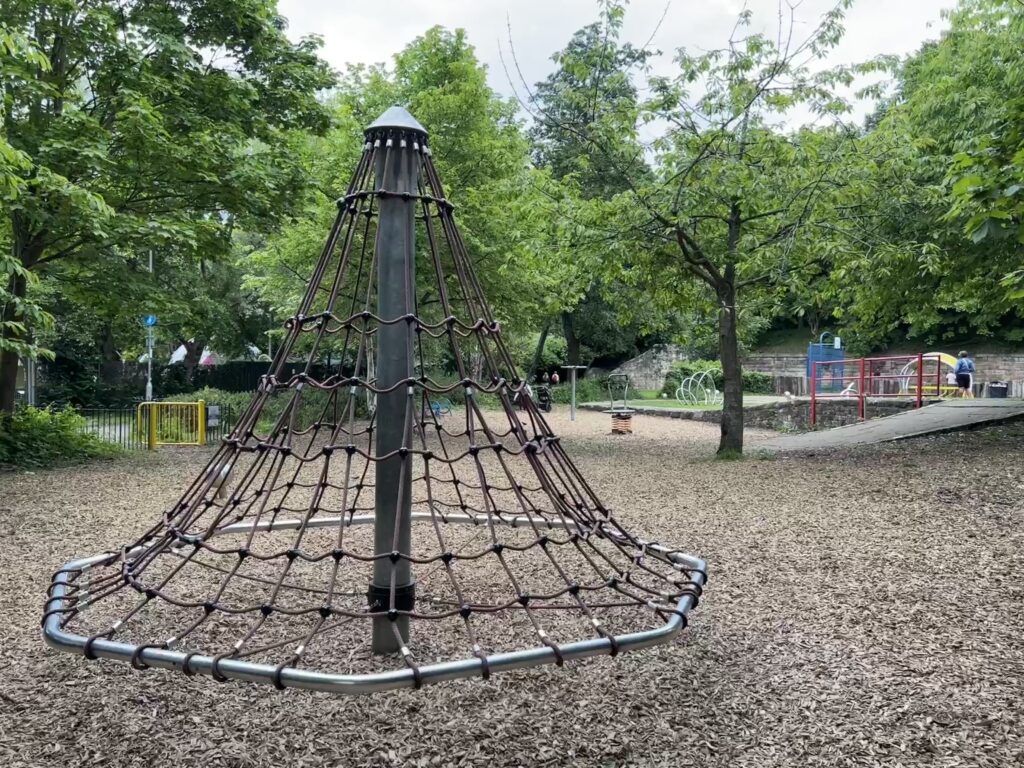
[807,335,846,393]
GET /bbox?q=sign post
[143,315,158,401]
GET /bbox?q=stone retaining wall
[608,344,688,392]
[743,354,807,377]
[976,353,1024,384]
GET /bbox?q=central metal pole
[368,107,425,654]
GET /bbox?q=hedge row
[549,378,608,404]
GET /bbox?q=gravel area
[1,409,1021,767]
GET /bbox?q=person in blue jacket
[955,350,975,398]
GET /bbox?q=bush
[0,406,121,468]
[441,384,502,411]
[549,377,608,404]
[187,387,256,419]
[742,370,773,394]
[661,360,774,396]
[504,332,568,376]
[36,354,146,408]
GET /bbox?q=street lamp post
[145,250,155,402]
[143,315,158,401]
[145,328,154,401]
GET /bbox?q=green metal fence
[75,405,236,450]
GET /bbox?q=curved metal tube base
[43,514,706,696]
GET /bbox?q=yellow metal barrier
[137,400,206,449]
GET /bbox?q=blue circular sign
[143,315,158,327]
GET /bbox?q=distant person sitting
[955,351,975,398]
[550,371,560,386]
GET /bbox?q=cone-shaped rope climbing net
[43,107,706,694]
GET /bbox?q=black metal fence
[74,405,237,451]
[76,408,145,451]
[34,356,345,405]
[195,361,333,393]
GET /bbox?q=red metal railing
[810,353,948,426]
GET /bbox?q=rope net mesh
[45,114,704,690]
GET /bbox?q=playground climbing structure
[42,108,706,694]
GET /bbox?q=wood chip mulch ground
[0,411,1021,767]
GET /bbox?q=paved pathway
[755,399,1024,453]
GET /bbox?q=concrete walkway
[755,399,1024,453]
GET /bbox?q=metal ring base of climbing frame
[43,512,706,695]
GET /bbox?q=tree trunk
[182,338,205,387]
[716,201,745,454]
[561,311,580,367]
[808,312,821,339]
[717,276,743,454]
[0,272,28,417]
[98,323,121,385]
[527,318,552,380]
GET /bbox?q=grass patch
[634,389,663,400]
[620,394,783,410]
[625,399,721,410]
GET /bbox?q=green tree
[1,23,53,394]
[0,0,335,414]
[829,0,1024,347]
[934,1,1024,246]
[523,4,654,367]
[246,27,576,358]
[939,1,1024,299]
[527,5,650,200]
[549,2,867,452]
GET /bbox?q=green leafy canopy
[0,0,336,411]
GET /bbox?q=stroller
[535,384,553,413]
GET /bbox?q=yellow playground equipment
[137,400,206,449]
[899,352,961,397]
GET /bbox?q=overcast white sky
[277,0,953,123]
